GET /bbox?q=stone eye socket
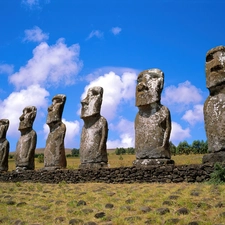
[92,90,99,96]
[137,75,143,84]
[211,65,223,72]
[206,53,214,62]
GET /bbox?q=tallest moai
[203,46,225,163]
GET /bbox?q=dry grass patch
[7,153,204,171]
[0,182,225,224]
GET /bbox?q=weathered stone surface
[203,152,225,163]
[0,164,214,183]
[15,106,37,171]
[80,86,108,168]
[0,119,9,172]
[204,46,225,162]
[44,94,67,170]
[133,158,174,166]
[134,69,172,164]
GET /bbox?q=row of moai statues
[1,45,225,172]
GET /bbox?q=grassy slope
[0,181,225,224]
[2,154,225,225]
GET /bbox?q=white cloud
[162,81,203,106]
[22,0,50,8]
[182,104,204,125]
[170,122,191,145]
[111,27,122,35]
[86,30,103,40]
[22,0,39,7]
[0,64,14,75]
[0,85,49,137]
[24,26,49,42]
[85,66,139,82]
[10,38,82,89]
[43,119,80,148]
[81,71,137,120]
[107,118,134,148]
[62,119,80,148]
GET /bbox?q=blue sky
[0,0,225,151]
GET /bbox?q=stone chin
[136,92,160,107]
[0,128,5,139]
[18,121,32,131]
[46,114,61,125]
[0,121,9,138]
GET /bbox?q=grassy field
[0,181,225,224]
[1,154,225,225]
[7,153,204,171]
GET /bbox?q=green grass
[0,182,225,225]
[7,153,204,171]
[2,153,216,225]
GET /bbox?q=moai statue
[15,106,37,171]
[203,46,225,163]
[44,94,67,170]
[133,68,174,166]
[79,86,108,169]
[0,119,10,172]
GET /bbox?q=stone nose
[48,105,53,112]
[81,97,89,105]
[19,114,24,121]
[137,82,148,92]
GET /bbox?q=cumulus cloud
[111,27,122,35]
[10,38,82,89]
[0,64,14,75]
[162,81,203,107]
[22,0,39,7]
[22,0,50,8]
[170,122,191,145]
[85,66,139,82]
[43,119,80,148]
[81,71,137,120]
[86,30,103,40]
[0,85,49,137]
[108,118,134,148]
[24,26,49,42]
[182,104,204,125]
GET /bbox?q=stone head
[47,94,66,125]
[19,106,37,131]
[206,46,225,92]
[0,119,9,139]
[136,68,164,107]
[81,86,103,118]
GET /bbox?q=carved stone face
[206,46,225,91]
[136,69,164,107]
[81,86,103,118]
[0,119,9,139]
[46,94,66,125]
[19,106,37,131]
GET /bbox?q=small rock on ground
[94,212,105,219]
[105,203,114,209]
[77,200,86,206]
[69,219,84,225]
[156,207,170,215]
[176,207,189,215]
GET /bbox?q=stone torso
[15,130,36,169]
[80,116,108,163]
[0,139,9,171]
[44,122,67,168]
[204,93,225,152]
[135,105,171,159]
